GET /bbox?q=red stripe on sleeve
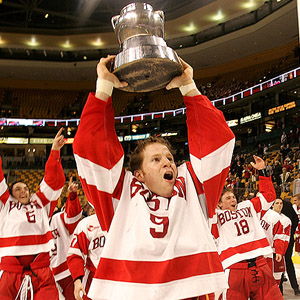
[52,261,69,275]
[203,167,231,218]
[211,223,219,240]
[80,178,114,232]
[186,162,204,195]
[75,231,90,256]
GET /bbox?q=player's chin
[162,186,174,198]
[19,198,30,205]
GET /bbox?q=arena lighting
[91,38,103,47]
[0,137,28,144]
[26,37,39,47]
[241,0,256,9]
[30,137,73,144]
[123,133,151,142]
[61,40,72,48]
[210,10,224,21]
[265,124,273,133]
[182,23,197,32]
[30,138,53,144]
[226,119,239,127]
[0,36,5,45]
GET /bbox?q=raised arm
[0,156,10,210]
[61,177,82,235]
[167,58,235,217]
[37,128,66,217]
[250,156,276,213]
[73,56,127,231]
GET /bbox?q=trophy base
[113,37,183,93]
[113,57,183,93]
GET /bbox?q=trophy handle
[111,15,120,30]
[156,10,165,22]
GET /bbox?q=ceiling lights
[26,37,39,47]
[61,40,72,48]
[241,0,256,9]
[182,23,197,32]
[90,38,103,47]
[210,10,225,21]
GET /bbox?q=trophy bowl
[111,3,183,93]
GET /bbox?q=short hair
[9,181,29,196]
[219,187,234,203]
[294,194,300,201]
[272,198,283,206]
[129,136,173,173]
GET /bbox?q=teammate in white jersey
[73,56,235,300]
[50,177,82,299]
[67,208,106,300]
[261,198,290,285]
[212,155,283,300]
[0,128,65,300]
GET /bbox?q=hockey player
[0,128,65,300]
[73,55,235,300]
[261,198,290,285]
[50,177,82,299]
[67,206,106,300]
[212,155,283,300]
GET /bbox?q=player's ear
[134,169,145,183]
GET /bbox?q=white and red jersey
[280,213,291,253]
[260,209,285,256]
[0,150,65,257]
[67,214,105,284]
[211,176,276,270]
[73,93,235,300]
[50,192,82,281]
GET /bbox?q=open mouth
[164,172,173,180]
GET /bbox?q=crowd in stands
[0,46,298,119]
[228,137,300,203]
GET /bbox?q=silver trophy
[111,3,183,93]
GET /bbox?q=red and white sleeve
[184,95,235,217]
[73,93,124,231]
